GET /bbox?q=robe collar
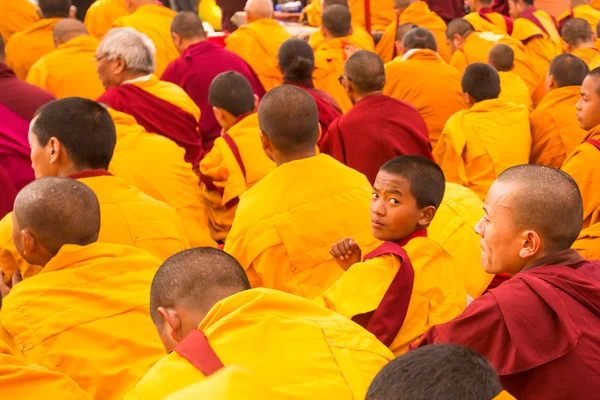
[122,74,153,85]
[183,40,221,59]
[395,228,427,247]
[230,111,255,129]
[282,78,315,89]
[0,63,16,79]
[523,249,585,272]
[401,48,441,61]
[586,124,600,141]
[67,170,113,180]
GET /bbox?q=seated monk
[557,0,600,35]
[0,0,39,43]
[488,43,533,109]
[376,0,451,63]
[562,17,600,64]
[415,164,600,400]
[124,248,394,399]
[162,12,265,154]
[26,20,105,100]
[316,156,467,356]
[84,0,129,38]
[530,54,589,168]
[4,0,73,80]
[0,98,191,281]
[367,344,515,400]
[0,104,35,192]
[225,0,292,91]
[321,50,432,185]
[200,72,276,242]
[96,28,203,167]
[0,177,165,399]
[224,86,378,299]
[434,63,531,200]
[384,27,466,148]
[464,0,514,34]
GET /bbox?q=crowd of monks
[0,0,599,399]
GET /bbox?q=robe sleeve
[199,145,229,209]
[160,61,179,84]
[25,58,49,92]
[561,144,600,226]
[433,124,468,187]
[5,37,29,80]
[246,245,294,290]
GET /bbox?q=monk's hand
[330,238,362,270]
[0,269,20,299]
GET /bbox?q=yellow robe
[589,53,600,70]
[571,47,600,64]
[225,18,292,91]
[557,4,600,34]
[199,113,276,242]
[26,34,105,100]
[561,125,600,229]
[0,243,165,400]
[348,0,394,31]
[498,70,533,110]
[383,49,465,148]
[223,154,378,299]
[84,0,128,38]
[0,0,39,43]
[430,182,493,299]
[315,235,467,356]
[572,223,600,260]
[125,288,394,400]
[113,4,179,76]
[308,25,375,52]
[434,99,531,201]
[5,18,62,80]
[313,37,353,114]
[530,86,587,168]
[464,11,511,34]
[301,0,322,27]
[106,109,215,248]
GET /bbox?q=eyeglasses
[91,54,109,63]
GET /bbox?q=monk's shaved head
[446,18,475,39]
[39,0,72,18]
[14,178,100,256]
[488,43,514,72]
[244,0,274,20]
[395,23,417,42]
[462,63,500,102]
[258,85,319,153]
[208,71,255,117]
[322,0,348,9]
[344,50,386,94]
[496,165,583,251]
[278,38,315,81]
[53,19,88,43]
[403,27,437,51]
[171,11,206,39]
[561,17,594,46]
[150,248,250,326]
[549,53,589,87]
[322,5,351,38]
[394,0,415,9]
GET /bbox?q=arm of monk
[449,51,468,74]
[25,58,50,92]
[433,126,468,187]
[199,144,230,208]
[319,120,346,162]
[561,144,600,226]
[529,113,564,167]
[5,37,29,80]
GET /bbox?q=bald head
[562,17,594,47]
[488,43,514,71]
[548,53,589,87]
[39,0,71,18]
[322,5,351,38]
[396,23,417,42]
[403,27,437,51]
[53,19,88,44]
[171,11,206,39]
[446,18,475,39]
[344,50,385,94]
[244,0,274,21]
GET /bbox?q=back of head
[322,5,351,38]
[396,23,417,43]
[171,11,207,39]
[244,0,274,20]
[278,38,315,82]
[208,71,255,117]
[496,165,583,251]
[32,98,117,170]
[403,27,437,51]
[258,85,319,153]
[344,50,386,94]
[446,18,475,40]
[101,27,156,74]
[462,63,500,102]
[380,156,445,209]
[561,17,593,46]
[366,344,503,400]
[39,0,72,18]
[549,53,589,87]
[14,177,100,255]
[394,0,412,10]
[488,43,514,72]
[322,0,349,8]
[53,19,88,43]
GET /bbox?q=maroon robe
[0,104,35,191]
[491,0,510,16]
[0,165,17,220]
[426,0,464,22]
[320,94,432,185]
[415,249,600,400]
[0,63,55,122]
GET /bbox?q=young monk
[416,165,600,400]
[0,0,39,43]
[125,247,394,399]
[562,17,600,63]
[224,85,378,299]
[384,27,466,148]
[558,0,600,33]
[488,43,533,110]
[434,63,531,201]
[84,0,129,38]
[530,54,589,168]
[464,0,514,34]
[0,177,165,400]
[316,156,467,356]
[321,50,432,185]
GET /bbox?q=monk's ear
[157,307,183,342]
[394,41,404,56]
[48,137,62,165]
[519,230,541,260]
[69,5,77,19]
[21,230,37,257]
[114,57,127,76]
[260,131,274,161]
[253,95,259,112]
[418,206,436,228]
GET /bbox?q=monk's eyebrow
[388,189,403,196]
[483,206,489,215]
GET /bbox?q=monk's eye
[389,198,400,205]
[372,193,379,199]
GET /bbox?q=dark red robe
[0,103,35,191]
[491,0,510,16]
[0,63,55,122]
[426,0,464,22]
[0,165,17,220]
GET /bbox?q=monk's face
[508,0,524,19]
[576,75,600,130]
[28,124,57,179]
[95,45,122,89]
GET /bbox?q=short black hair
[396,23,417,43]
[403,27,437,51]
[39,0,72,18]
[322,5,351,38]
[278,38,315,82]
[344,50,386,93]
[171,11,206,39]
[488,43,514,72]
[549,53,589,87]
[589,67,600,95]
[561,17,593,46]
[208,71,255,117]
[32,98,116,170]
[323,0,348,8]
[462,63,500,102]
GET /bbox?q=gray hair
[100,27,156,74]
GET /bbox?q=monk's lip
[372,221,385,229]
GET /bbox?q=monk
[84,0,129,38]
[488,43,533,109]
[0,98,193,282]
[0,104,35,192]
[163,13,264,153]
[225,0,292,91]
[224,86,378,299]
[376,0,451,64]
[26,20,105,99]
[321,51,432,185]
[434,63,531,200]
[530,54,589,168]
[5,0,73,80]
[557,0,600,33]
[416,165,600,400]
[200,72,276,242]
[124,248,393,399]
[96,28,203,167]
[112,0,178,76]
[316,156,467,355]
[0,177,165,399]
[0,0,39,43]
[384,27,466,148]
[562,17,600,63]
[464,0,514,34]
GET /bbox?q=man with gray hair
[96,27,204,167]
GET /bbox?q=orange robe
[106,109,216,248]
[225,18,292,91]
[572,223,600,260]
[464,10,512,34]
[113,4,179,76]
[498,70,533,110]
[571,47,600,64]
[0,0,39,43]
[308,25,374,51]
[84,0,129,38]
[348,0,394,31]
[124,288,394,400]
[384,49,465,148]
[223,154,379,299]
[300,0,322,27]
[530,86,588,168]
[26,34,105,100]
[313,37,353,114]
[589,53,600,70]
[0,243,165,400]
[4,18,62,80]
[557,4,600,34]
